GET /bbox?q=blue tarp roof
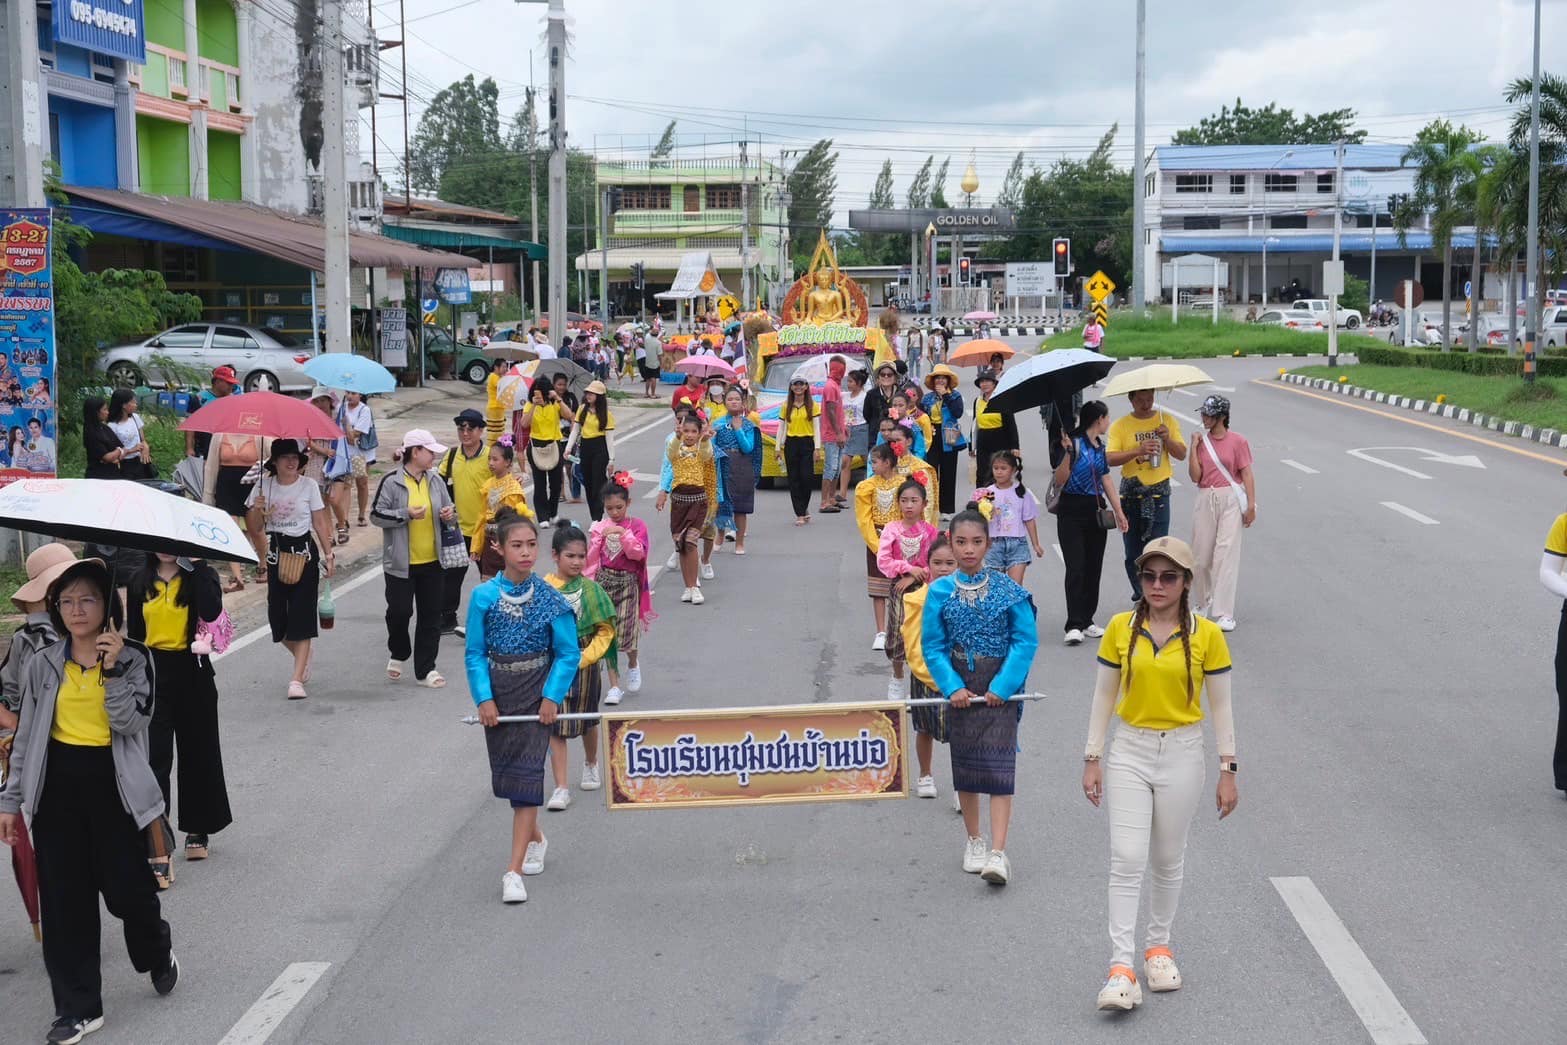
[62,201,241,252]
[1154,144,1412,171]
[1159,230,1483,254]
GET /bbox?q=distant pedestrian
[1107,389,1186,602]
[775,376,821,526]
[1082,536,1237,1012]
[818,356,848,514]
[342,391,376,527]
[1187,395,1255,633]
[1053,401,1128,646]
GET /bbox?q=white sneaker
[501,870,528,903]
[1214,616,1237,632]
[871,631,886,651]
[1144,949,1182,992]
[886,676,905,701]
[539,519,551,530]
[1193,604,1208,619]
[522,837,548,876]
[701,562,715,580]
[980,849,1011,885]
[604,686,624,706]
[1084,624,1106,638]
[680,587,693,603]
[690,588,705,605]
[1096,970,1143,1011]
[916,775,936,799]
[962,836,989,873]
[580,763,602,791]
[546,787,571,811]
[666,551,679,570]
[1064,629,1085,646]
[953,791,963,814]
[625,666,642,693]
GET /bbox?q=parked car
[1285,299,1363,330]
[1256,309,1326,331]
[538,312,604,334]
[98,323,317,393]
[420,327,492,384]
[1515,306,1567,348]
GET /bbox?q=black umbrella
[529,357,594,398]
[984,348,1115,414]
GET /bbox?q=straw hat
[11,542,77,609]
[585,380,608,396]
[924,364,959,391]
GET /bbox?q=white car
[97,323,318,393]
[1256,309,1326,331]
[1516,306,1567,348]
[1285,299,1363,330]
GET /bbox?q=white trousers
[1106,722,1205,968]
[1191,487,1244,619]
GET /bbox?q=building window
[1355,213,1393,228]
[1317,172,1334,193]
[48,113,61,167]
[620,186,671,209]
[168,56,188,94]
[683,186,700,212]
[1229,174,1246,194]
[1145,174,1156,197]
[1174,174,1213,193]
[1264,173,1297,193]
[706,185,741,209]
[1269,214,1308,229]
[227,72,241,109]
[1183,216,1221,230]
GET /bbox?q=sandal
[387,658,405,681]
[223,577,245,594]
[417,670,447,689]
[287,681,307,700]
[149,859,174,890]
[357,516,368,527]
[335,524,350,546]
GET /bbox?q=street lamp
[1257,149,1295,304]
[1261,236,1281,306]
[925,222,937,317]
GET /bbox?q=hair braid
[1123,598,1150,695]
[1179,584,1194,706]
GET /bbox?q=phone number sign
[53,0,146,64]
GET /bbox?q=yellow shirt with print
[581,409,616,440]
[784,402,819,439]
[405,473,438,565]
[142,576,187,651]
[51,662,110,746]
[530,402,563,442]
[1108,411,1183,486]
[1095,611,1232,730]
[445,443,493,538]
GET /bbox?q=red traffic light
[1054,241,1067,255]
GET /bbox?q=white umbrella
[0,478,259,564]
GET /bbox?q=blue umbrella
[302,353,398,395]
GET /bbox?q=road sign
[1322,260,1345,297]
[1004,261,1050,297]
[1084,271,1116,301]
[1089,301,1110,327]
[1394,282,1424,309]
[420,297,439,315]
[434,268,471,305]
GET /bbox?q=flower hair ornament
[613,470,634,490]
[498,434,514,449]
[911,470,929,487]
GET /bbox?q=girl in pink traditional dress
[877,476,940,701]
[584,475,655,705]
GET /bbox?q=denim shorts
[985,535,1032,569]
[822,441,844,481]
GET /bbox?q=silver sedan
[96,323,318,393]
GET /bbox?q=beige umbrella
[1101,363,1213,398]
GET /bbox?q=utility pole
[598,187,610,328]
[1327,138,1345,368]
[0,0,47,209]
[526,80,541,323]
[740,138,751,310]
[321,0,351,353]
[545,0,567,342]
[1524,0,1542,384]
[1131,0,1146,311]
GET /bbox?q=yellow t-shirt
[1108,411,1183,486]
[1096,611,1232,731]
[975,397,1003,430]
[405,473,437,565]
[530,402,563,442]
[784,402,819,438]
[142,576,187,651]
[445,446,491,538]
[51,661,110,747]
[1546,514,1567,556]
[581,409,616,440]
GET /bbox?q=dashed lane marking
[216,962,332,1045]
[1380,501,1439,526]
[1281,459,1320,474]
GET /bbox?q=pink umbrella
[674,353,736,381]
[963,310,998,322]
[178,390,343,440]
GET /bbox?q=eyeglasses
[1138,570,1184,589]
[456,422,482,430]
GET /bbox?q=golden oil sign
[604,702,907,809]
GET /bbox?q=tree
[787,139,839,271]
[1492,75,1567,302]
[996,151,1028,210]
[858,159,901,265]
[1394,120,1487,351]
[409,75,503,193]
[906,156,933,209]
[1000,125,1133,290]
[1171,98,1365,146]
[929,157,951,209]
[650,120,677,160]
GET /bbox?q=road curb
[1276,372,1567,452]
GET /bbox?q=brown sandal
[223,577,245,594]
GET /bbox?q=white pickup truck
[1286,299,1363,330]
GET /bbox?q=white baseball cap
[400,428,448,455]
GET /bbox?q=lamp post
[1524,0,1542,383]
[925,222,938,319]
[1257,149,1295,305]
[1261,236,1280,309]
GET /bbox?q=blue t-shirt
[1063,436,1108,496]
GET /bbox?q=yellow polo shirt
[784,402,819,438]
[1096,611,1232,730]
[446,446,491,538]
[1545,514,1567,556]
[142,576,187,651]
[405,473,437,565]
[1108,411,1183,486]
[51,662,110,746]
[530,402,563,442]
[581,409,616,440]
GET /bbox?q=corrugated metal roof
[381,223,545,259]
[1153,144,1411,172]
[1160,230,1480,254]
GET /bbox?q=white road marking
[1173,388,1198,397]
[1271,877,1428,1045]
[1380,501,1439,525]
[1154,402,1201,426]
[1207,384,1236,392]
[1348,450,1431,480]
[217,961,332,1045]
[1051,543,1064,565]
[1348,446,1485,479]
[1280,459,1320,475]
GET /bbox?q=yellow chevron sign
[1089,301,1110,326]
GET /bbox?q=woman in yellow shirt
[775,376,822,525]
[521,382,576,526]
[1080,537,1238,1013]
[968,369,1019,488]
[543,523,618,808]
[564,380,616,522]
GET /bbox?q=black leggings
[1057,493,1108,632]
[783,435,815,518]
[1555,604,1567,791]
[579,435,611,521]
[529,442,562,521]
[925,444,960,515]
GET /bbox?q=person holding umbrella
[920,365,966,519]
[372,430,457,689]
[969,370,1018,489]
[1107,389,1187,602]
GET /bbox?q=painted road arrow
[1346,446,1486,480]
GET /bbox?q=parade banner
[604,701,907,810]
[0,212,58,485]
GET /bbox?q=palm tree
[1455,145,1507,352]
[1504,74,1567,306]
[1395,121,1487,350]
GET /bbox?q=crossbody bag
[1200,435,1249,514]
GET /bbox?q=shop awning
[62,186,475,270]
[381,222,545,259]
[573,246,761,273]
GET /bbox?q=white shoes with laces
[522,837,547,876]
[980,849,1010,885]
[916,775,936,798]
[624,666,642,693]
[1214,616,1237,632]
[501,871,528,904]
[1084,623,1106,638]
[886,676,906,701]
[962,836,988,873]
[871,631,886,651]
[701,562,715,580]
[604,686,623,706]
[546,787,571,811]
[689,587,705,605]
[666,551,679,570]
[580,763,602,791]
[1064,629,1085,646]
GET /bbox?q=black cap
[453,408,485,427]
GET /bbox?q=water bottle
[1147,444,1162,471]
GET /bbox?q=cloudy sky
[365,0,1557,218]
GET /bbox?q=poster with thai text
[0,211,57,485]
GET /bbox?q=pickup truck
[1286,299,1363,330]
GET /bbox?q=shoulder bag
[1199,434,1250,514]
[1045,439,1075,515]
[529,439,561,472]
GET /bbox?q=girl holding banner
[898,534,957,800]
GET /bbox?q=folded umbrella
[301,353,397,395]
[0,736,40,940]
[946,339,1016,368]
[1101,363,1213,398]
[0,478,259,564]
[675,353,737,381]
[179,390,343,441]
[984,348,1116,414]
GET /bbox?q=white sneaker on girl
[916,775,936,798]
[605,686,624,706]
[502,871,528,904]
[581,763,602,791]
[962,836,988,873]
[546,787,571,811]
[625,666,642,692]
[522,838,547,876]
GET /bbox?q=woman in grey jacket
[372,429,457,687]
[0,559,179,1045]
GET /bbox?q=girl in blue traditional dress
[464,508,581,905]
[920,504,1038,887]
[712,386,762,555]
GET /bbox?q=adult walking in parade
[438,409,493,635]
[1107,388,1186,602]
[921,365,966,519]
[1187,395,1256,633]
[1053,401,1128,646]
[1539,499,1567,794]
[0,559,180,1045]
[861,361,900,440]
[1082,537,1237,1012]
[521,382,573,527]
[818,356,849,513]
[970,369,1019,489]
[566,381,616,521]
[776,376,822,525]
[342,390,377,527]
[373,430,457,689]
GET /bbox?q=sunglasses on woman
[1138,569,1184,589]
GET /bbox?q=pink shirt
[876,519,939,578]
[977,483,1038,539]
[1194,430,1253,490]
[819,378,847,443]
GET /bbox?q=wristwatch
[1218,759,1238,774]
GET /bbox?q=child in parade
[854,444,905,650]
[1082,536,1237,1012]
[542,523,618,808]
[712,386,762,555]
[976,450,1045,583]
[879,416,941,524]
[464,508,581,904]
[900,534,957,799]
[471,438,533,581]
[879,477,939,700]
[656,414,718,606]
[586,477,655,705]
[921,506,1038,886]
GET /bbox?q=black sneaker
[151,952,179,996]
[47,1016,104,1044]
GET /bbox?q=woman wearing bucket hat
[969,369,1018,489]
[1187,395,1255,632]
[248,439,335,699]
[372,429,458,689]
[1082,536,1238,1012]
[920,365,967,518]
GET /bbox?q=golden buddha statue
[791,231,861,326]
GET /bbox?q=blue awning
[1160,231,1482,254]
[62,200,240,252]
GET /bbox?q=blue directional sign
[53,0,146,64]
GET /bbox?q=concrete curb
[1276,372,1567,452]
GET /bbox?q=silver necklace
[954,572,990,605]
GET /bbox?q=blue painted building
[36,0,143,191]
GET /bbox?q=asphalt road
[2,343,1563,1045]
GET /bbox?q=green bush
[1341,274,1369,317]
[1355,344,1567,377]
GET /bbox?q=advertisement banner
[434,268,471,305]
[604,701,907,810]
[52,0,147,64]
[0,211,58,485]
[379,307,408,368]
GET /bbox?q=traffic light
[605,187,624,213]
[958,256,971,285]
[1053,238,1071,277]
[630,261,645,289]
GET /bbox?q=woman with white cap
[1082,535,1238,1012]
[372,429,458,688]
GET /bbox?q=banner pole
[460,693,1049,725]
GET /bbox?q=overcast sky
[366,0,1558,217]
